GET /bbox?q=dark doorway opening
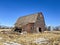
[14,27,22,33]
[39,28,42,32]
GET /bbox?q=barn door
[37,27,42,33]
[39,28,42,32]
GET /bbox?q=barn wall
[22,23,34,33]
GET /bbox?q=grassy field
[0,30,60,45]
[0,29,11,31]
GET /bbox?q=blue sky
[0,0,60,27]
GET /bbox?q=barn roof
[15,12,42,27]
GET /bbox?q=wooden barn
[14,12,45,33]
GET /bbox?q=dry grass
[0,29,11,31]
[0,31,60,45]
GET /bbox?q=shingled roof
[15,12,42,27]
